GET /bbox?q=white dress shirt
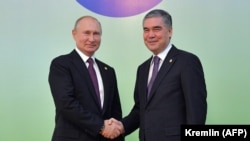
[148,43,172,84]
[75,48,104,108]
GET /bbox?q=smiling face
[72,16,102,57]
[143,16,172,55]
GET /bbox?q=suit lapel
[95,59,110,113]
[147,46,179,103]
[141,59,152,103]
[70,50,102,111]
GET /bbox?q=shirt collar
[75,47,96,63]
[151,43,172,63]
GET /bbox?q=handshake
[100,118,124,139]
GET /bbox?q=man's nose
[148,31,156,37]
[88,34,95,41]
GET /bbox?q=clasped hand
[100,118,124,139]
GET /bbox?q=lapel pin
[169,59,173,63]
[104,67,108,70]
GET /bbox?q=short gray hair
[73,16,102,33]
[143,9,172,28]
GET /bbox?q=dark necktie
[87,58,101,107]
[147,56,160,97]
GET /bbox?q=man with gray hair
[106,9,207,141]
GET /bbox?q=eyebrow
[143,25,162,30]
[153,25,162,29]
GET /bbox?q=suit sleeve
[181,55,207,124]
[48,58,103,137]
[110,69,123,120]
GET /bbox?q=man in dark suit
[48,16,124,141]
[108,9,207,141]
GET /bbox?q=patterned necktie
[87,58,101,107]
[147,56,160,97]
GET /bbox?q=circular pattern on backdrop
[76,0,162,17]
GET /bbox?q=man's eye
[154,28,161,31]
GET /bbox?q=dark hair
[143,9,172,28]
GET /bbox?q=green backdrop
[1,0,250,140]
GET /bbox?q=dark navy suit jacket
[49,50,123,141]
[122,45,207,141]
